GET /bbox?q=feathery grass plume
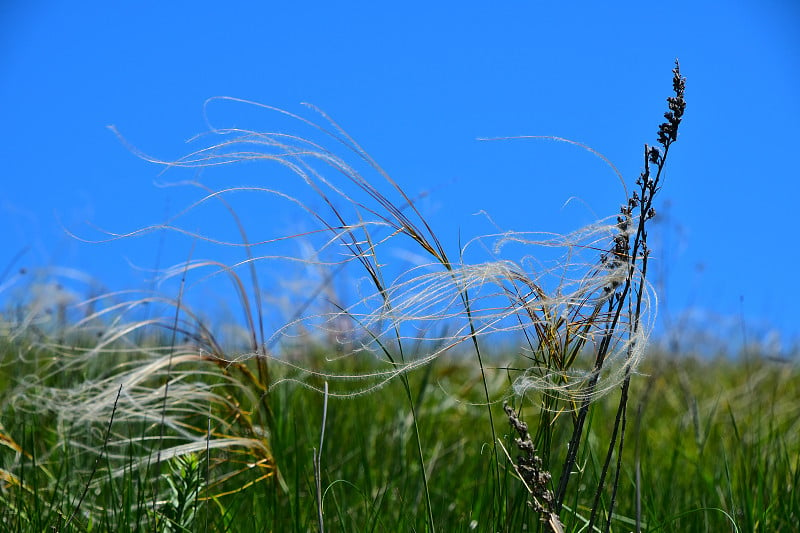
[97,96,659,524]
[4,279,278,525]
[6,62,683,529]
[94,99,648,402]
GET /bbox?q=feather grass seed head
[1,61,688,530]
[61,95,662,406]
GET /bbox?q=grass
[1,339,798,531]
[2,61,796,531]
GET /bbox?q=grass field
[1,333,797,532]
[4,62,796,532]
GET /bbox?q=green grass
[1,333,797,531]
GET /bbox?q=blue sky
[2,1,799,354]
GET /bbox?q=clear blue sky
[2,1,798,354]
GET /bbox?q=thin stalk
[463,290,502,514]
[604,377,630,533]
[152,242,194,519]
[314,381,329,533]
[64,384,123,529]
